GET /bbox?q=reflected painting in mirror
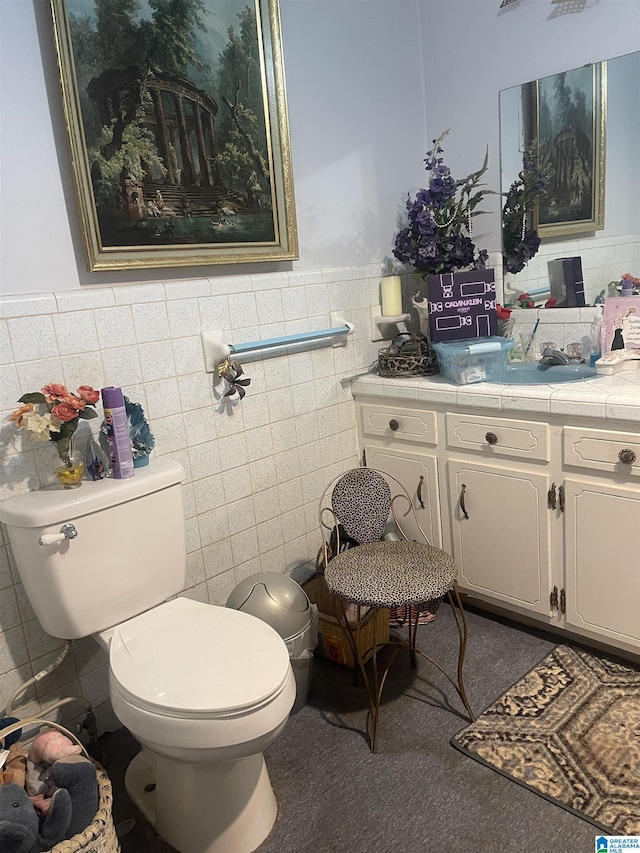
[499,52,640,305]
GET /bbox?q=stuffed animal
[0,782,70,853]
[28,730,82,766]
[49,756,98,838]
[0,717,23,748]
[0,783,38,853]
[0,744,28,787]
[0,746,98,852]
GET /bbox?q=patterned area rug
[452,645,640,835]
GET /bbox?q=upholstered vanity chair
[319,467,474,752]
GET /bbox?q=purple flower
[392,130,490,277]
[502,143,548,275]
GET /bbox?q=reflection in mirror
[499,52,640,306]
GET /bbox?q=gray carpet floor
[101,605,604,853]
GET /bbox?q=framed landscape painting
[50,0,298,271]
[533,62,606,237]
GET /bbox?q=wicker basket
[378,333,439,377]
[0,719,121,853]
[303,574,389,668]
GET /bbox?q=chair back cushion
[331,468,391,544]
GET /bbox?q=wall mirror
[499,51,640,306]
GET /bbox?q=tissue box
[547,257,585,307]
[426,269,498,343]
[431,336,514,385]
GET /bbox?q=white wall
[416,0,640,254]
[2,1,637,294]
[0,0,427,293]
[0,0,638,732]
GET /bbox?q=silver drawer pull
[618,448,637,465]
[485,431,498,445]
[389,418,399,432]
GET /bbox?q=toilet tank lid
[0,457,185,528]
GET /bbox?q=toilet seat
[109,597,292,719]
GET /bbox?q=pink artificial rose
[77,385,100,404]
[63,395,86,412]
[41,383,68,402]
[51,402,79,423]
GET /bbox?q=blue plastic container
[431,336,515,385]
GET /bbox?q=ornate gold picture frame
[50,0,298,271]
[533,62,606,238]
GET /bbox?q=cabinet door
[446,458,553,616]
[364,445,441,547]
[563,477,640,650]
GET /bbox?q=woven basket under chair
[377,333,439,377]
[0,718,121,853]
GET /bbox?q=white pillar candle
[381,276,403,317]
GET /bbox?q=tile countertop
[349,369,640,423]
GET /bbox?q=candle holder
[370,305,412,342]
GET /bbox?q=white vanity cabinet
[354,390,640,657]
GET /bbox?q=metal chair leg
[408,606,419,669]
[335,590,474,751]
[445,584,474,721]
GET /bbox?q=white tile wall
[0,264,381,732]
[504,232,640,306]
[510,305,603,358]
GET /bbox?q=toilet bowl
[0,458,296,853]
[106,597,296,853]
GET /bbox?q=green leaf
[56,421,77,441]
[18,392,46,404]
[78,408,98,420]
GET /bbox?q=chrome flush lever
[39,523,78,547]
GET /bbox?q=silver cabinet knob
[618,448,637,465]
[485,431,498,445]
[389,419,400,432]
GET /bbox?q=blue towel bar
[229,324,351,355]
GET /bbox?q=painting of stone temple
[60,0,291,256]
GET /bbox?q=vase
[53,439,85,489]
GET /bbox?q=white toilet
[0,457,296,853]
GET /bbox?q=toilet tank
[0,457,186,640]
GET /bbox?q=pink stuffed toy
[28,729,82,766]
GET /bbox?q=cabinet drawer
[359,403,437,446]
[446,412,550,462]
[563,426,640,476]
